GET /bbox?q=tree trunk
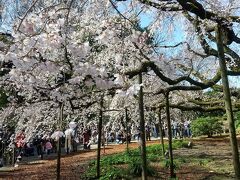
[138,73,147,180]
[97,96,103,178]
[158,108,165,155]
[165,92,175,178]
[57,102,64,180]
[216,25,240,179]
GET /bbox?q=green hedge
[191,116,223,137]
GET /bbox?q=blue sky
[137,8,240,88]
[0,0,17,33]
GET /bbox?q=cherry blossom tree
[1,0,240,178]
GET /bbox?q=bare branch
[17,0,39,32]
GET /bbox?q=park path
[0,140,158,180]
[0,137,239,180]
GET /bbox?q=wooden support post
[57,102,64,180]
[138,73,147,180]
[215,25,240,179]
[165,92,175,178]
[97,96,103,178]
[125,107,129,152]
[158,108,165,155]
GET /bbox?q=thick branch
[137,0,181,12]
[151,101,240,112]
[127,60,231,88]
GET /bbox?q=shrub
[172,140,189,149]
[163,159,179,170]
[128,157,155,177]
[146,144,163,155]
[147,154,160,162]
[235,112,240,131]
[100,166,126,180]
[82,164,126,180]
[128,157,142,176]
[191,116,223,137]
[101,153,129,165]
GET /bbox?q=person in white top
[64,128,74,153]
[172,120,178,139]
[183,120,191,138]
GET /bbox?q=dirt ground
[0,137,239,180]
[171,137,237,180]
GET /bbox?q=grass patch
[82,139,236,179]
[82,140,190,179]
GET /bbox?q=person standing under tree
[33,135,44,159]
[45,139,53,155]
[145,125,151,141]
[82,129,90,149]
[15,129,25,162]
[184,120,191,138]
[64,128,74,153]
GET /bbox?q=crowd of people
[171,120,192,139]
[0,119,192,167]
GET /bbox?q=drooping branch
[149,99,240,113]
[135,0,240,45]
[137,0,182,12]
[177,0,238,45]
[205,33,240,69]
[168,103,225,112]
[183,12,219,57]
[131,42,240,89]
[185,43,208,58]
[17,0,39,32]
[109,0,135,25]
[177,0,216,20]
[69,99,97,110]
[187,99,224,106]
[125,60,240,91]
